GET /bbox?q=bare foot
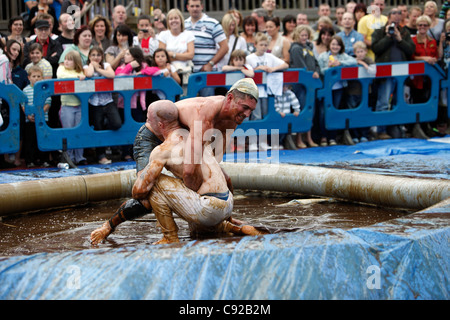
[153,236,180,245]
[90,222,112,245]
[241,225,268,236]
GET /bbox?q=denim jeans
[133,125,163,173]
[375,78,396,133]
[59,105,85,163]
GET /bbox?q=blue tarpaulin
[0,137,449,300]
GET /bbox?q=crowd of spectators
[0,0,449,168]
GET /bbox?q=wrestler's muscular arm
[132,147,167,204]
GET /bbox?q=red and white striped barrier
[341,62,425,80]
[54,77,154,94]
[205,70,303,87]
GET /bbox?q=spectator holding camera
[371,8,415,139]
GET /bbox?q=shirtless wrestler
[91,101,263,245]
[90,78,259,244]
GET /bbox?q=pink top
[115,62,161,110]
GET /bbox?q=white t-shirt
[246,52,285,97]
[158,30,195,70]
[216,35,247,71]
[154,64,177,99]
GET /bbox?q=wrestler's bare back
[175,96,238,134]
[133,129,228,200]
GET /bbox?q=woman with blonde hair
[289,25,320,148]
[424,1,445,44]
[158,8,195,84]
[411,15,438,104]
[216,13,247,71]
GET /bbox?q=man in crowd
[371,7,415,139]
[338,12,364,57]
[184,0,228,96]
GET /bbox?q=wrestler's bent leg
[215,220,268,236]
[90,199,151,245]
[150,186,180,244]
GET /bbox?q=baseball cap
[228,78,259,101]
[35,20,50,29]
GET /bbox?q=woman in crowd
[313,26,335,58]
[282,14,297,42]
[89,15,112,50]
[353,2,367,30]
[59,25,93,66]
[227,9,243,32]
[216,13,247,71]
[105,24,134,70]
[289,25,320,148]
[158,8,195,85]
[424,1,445,45]
[266,16,291,64]
[240,16,258,55]
[411,15,438,104]
[2,16,29,47]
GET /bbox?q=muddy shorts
[150,174,233,230]
[133,125,163,173]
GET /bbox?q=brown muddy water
[0,191,413,257]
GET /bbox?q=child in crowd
[24,43,52,80]
[56,50,87,165]
[133,15,158,57]
[84,46,121,165]
[115,46,160,122]
[222,49,255,78]
[274,85,301,149]
[246,32,288,151]
[150,48,181,100]
[318,35,356,146]
[22,65,52,167]
[346,41,375,143]
[246,32,289,121]
[115,46,160,160]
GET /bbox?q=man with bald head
[130,102,262,244]
[112,5,127,29]
[90,79,259,244]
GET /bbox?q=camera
[446,32,450,42]
[140,29,148,33]
[388,23,395,35]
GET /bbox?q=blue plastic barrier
[0,83,27,154]
[29,75,183,151]
[184,69,322,135]
[440,66,450,118]
[317,61,445,130]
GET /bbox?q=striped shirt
[184,14,226,72]
[23,84,51,122]
[25,58,53,79]
[274,89,301,114]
